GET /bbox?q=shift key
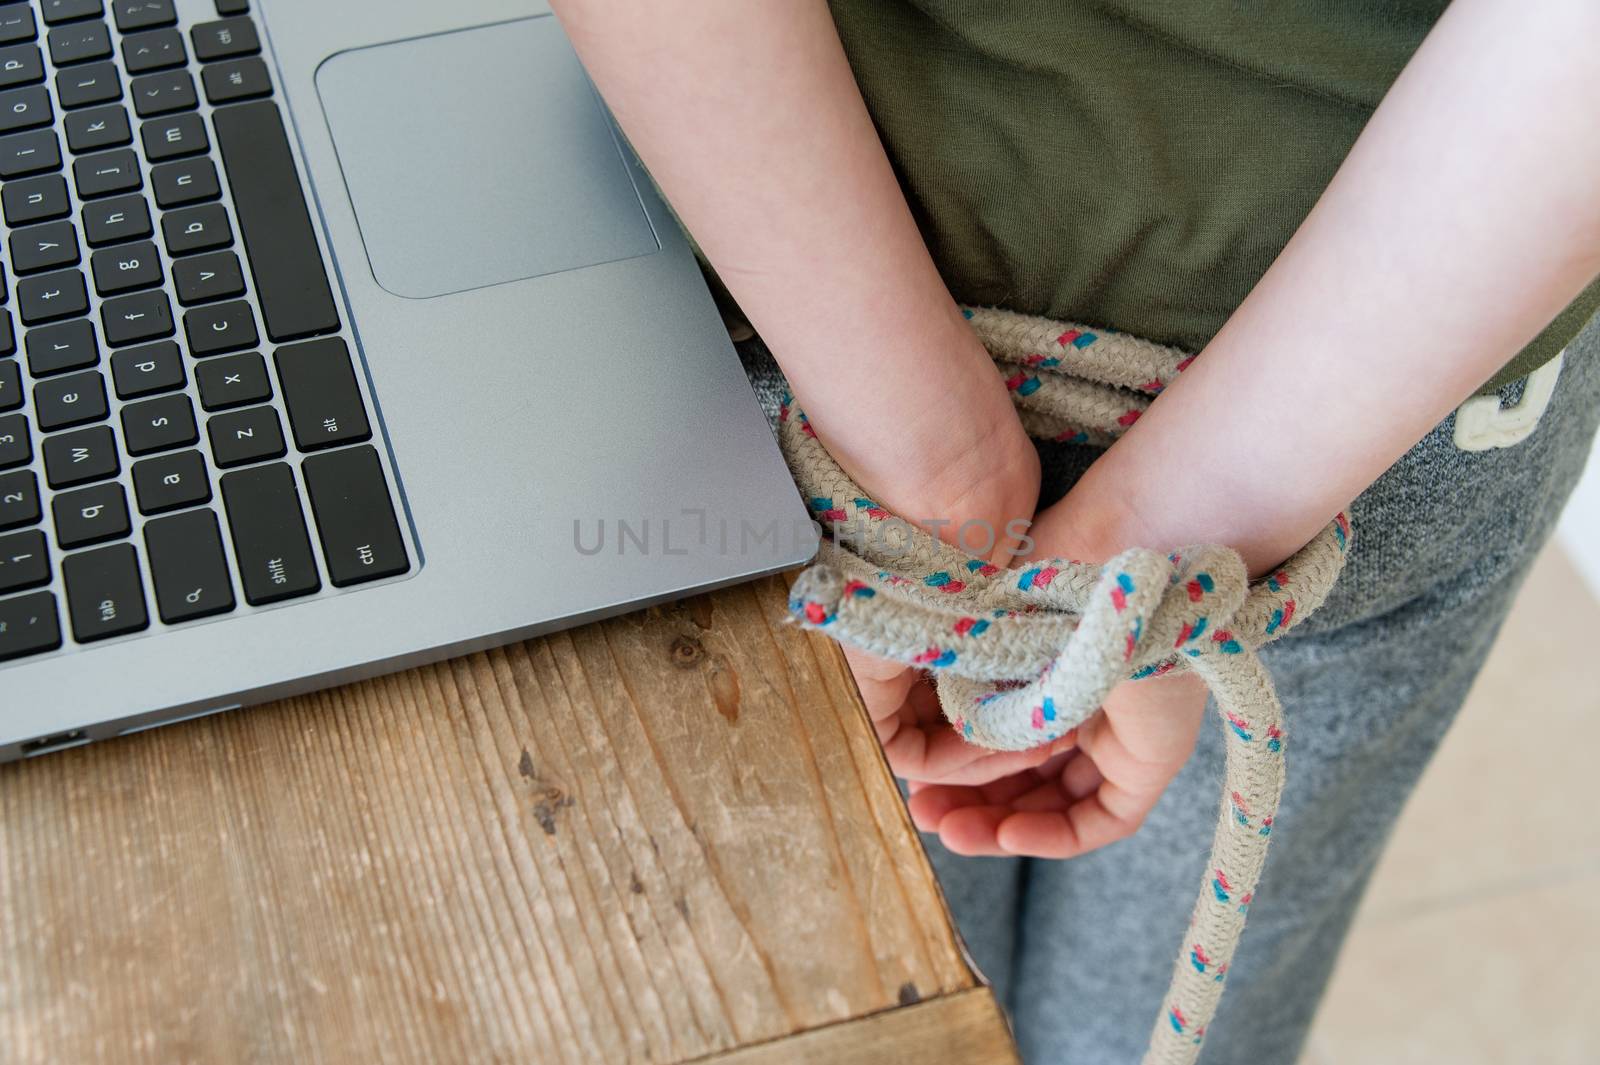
[302,445,408,586]
[220,462,321,604]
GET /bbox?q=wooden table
[0,575,1017,1064]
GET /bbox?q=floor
[1298,544,1600,1064]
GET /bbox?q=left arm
[913,0,1600,858]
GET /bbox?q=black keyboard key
[81,192,149,245]
[129,68,194,117]
[183,298,254,356]
[201,56,269,104]
[90,239,162,294]
[161,202,230,255]
[10,219,79,274]
[0,311,12,357]
[213,101,338,342]
[33,369,106,430]
[144,507,234,622]
[0,469,38,529]
[121,391,194,454]
[191,16,257,61]
[121,26,183,73]
[0,528,48,592]
[52,479,128,547]
[0,85,51,132]
[17,269,88,324]
[207,404,282,466]
[0,590,60,661]
[221,462,319,604]
[139,110,205,160]
[0,360,18,412]
[63,541,148,641]
[110,338,183,398]
[195,350,268,410]
[112,0,175,32]
[0,43,44,87]
[0,127,57,176]
[216,0,249,15]
[302,445,407,586]
[72,146,140,197]
[275,337,371,452]
[0,413,30,469]
[151,155,218,209]
[0,7,36,46]
[56,61,121,109]
[25,317,98,375]
[3,173,70,225]
[47,21,109,65]
[131,447,207,513]
[42,424,115,487]
[100,288,173,345]
[41,1,105,26]
[63,102,129,152]
[171,249,241,304]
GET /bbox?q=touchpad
[316,16,659,299]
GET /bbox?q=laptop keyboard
[0,0,411,664]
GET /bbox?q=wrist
[795,313,1040,562]
[1022,464,1158,567]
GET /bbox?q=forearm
[551,0,1035,537]
[1040,0,1600,574]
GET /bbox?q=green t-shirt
[824,0,1599,393]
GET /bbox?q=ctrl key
[301,445,407,587]
[0,591,62,662]
[63,542,149,642]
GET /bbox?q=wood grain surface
[686,988,1018,1065]
[0,575,1001,1064]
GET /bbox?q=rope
[775,306,1351,1065]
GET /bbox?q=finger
[1006,771,1079,813]
[880,721,930,779]
[896,726,1074,788]
[1061,749,1103,800]
[902,675,947,727]
[843,645,917,722]
[902,722,1070,783]
[936,806,1014,857]
[997,785,1150,860]
[976,768,1051,805]
[913,745,1060,787]
[994,809,1099,859]
[905,783,981,831]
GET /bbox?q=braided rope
[776,306,1351,1065]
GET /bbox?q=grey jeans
[740,307,1600,1065]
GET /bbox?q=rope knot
[782,525,1344,753]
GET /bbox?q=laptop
[0,0,814,760]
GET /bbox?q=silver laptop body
[0,0,812,759]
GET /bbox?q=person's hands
[906,672,1206,857]
[902,495,1207,856]
[852,648,1079,786]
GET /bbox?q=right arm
[551,1,1052,779]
